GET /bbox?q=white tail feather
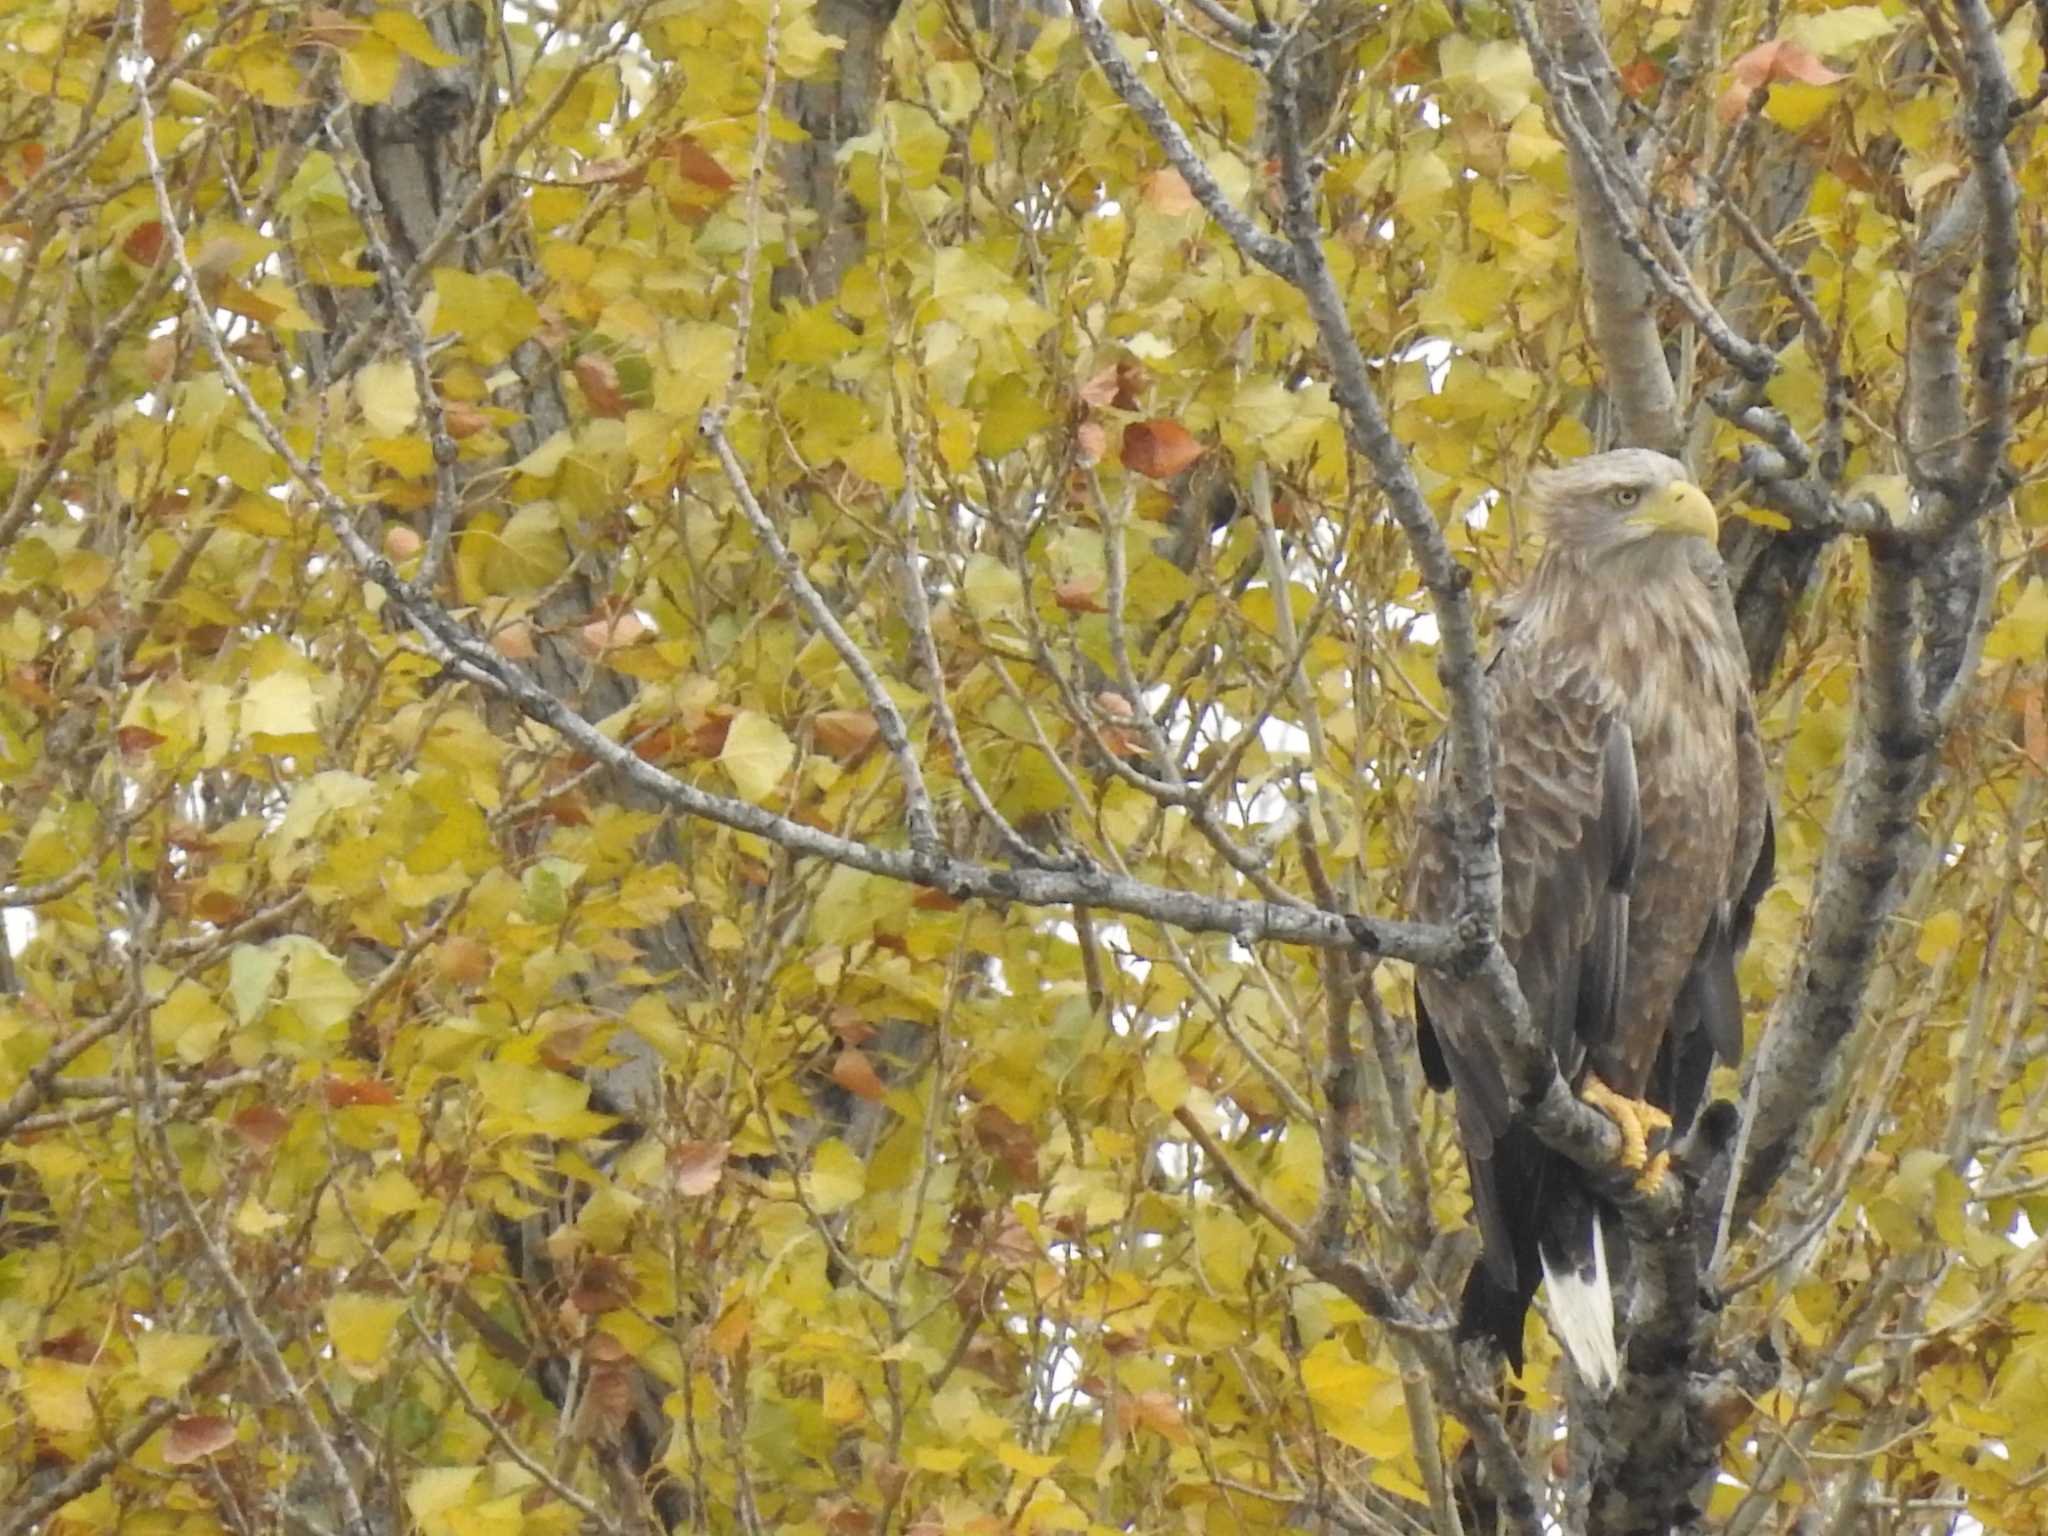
[1541,1219,1620,1393]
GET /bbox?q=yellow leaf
[325,1294,407,1377]
[480,502,571,593]
[912,1446,970,1473]
[1763,81,1836,131]
[1786,6,1898,57]
[1916,909,1963,965]
[1143,1053,1189,1113]
[234,1196,290,1236]
[806,1137,866,1214]
[355,358,418,436]
[152,980,230,1062]
[997,1442,1061,1477]
[243,672,320,740]
[134,1333,218,1396]
[962,553,1025,623]
[821,1374,864,1424]
[720,710,795,803]
[1395,152,1452,223]
[340,34,401,104]
[1985,577,2048,662]
[407,1467,482,1529]
[22,1358,94,1433]
[655,321,736,419]
[361,1166,422,1220]
[372,9,460,66]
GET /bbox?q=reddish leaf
[141,0,177,62]
[669,136,737,192]
[681,711,734,758]
[1139,168,1198,215]
[117,726,166,755]
[832,1049,886,1102]
[911,888,962,911]
[490,621,537,660]
[1732,39,1844,88]
[1619,57,1664,99]
[1126,1388,1189,1441]
[1112,361,1147,410]
[572,353,628,418]
[1078,365,1121,407]
[576,610,646,656]
[123,221,166,266]
[1120,419,1204,479]
[670,1139,729,1196]
[1054,577,1106,613]
[569,1258,632,1314]
[231,1105,290,1152]
[813,709,880,759]
[163,1415,235,1466]
[443,403,490,439]
[827,1008,876,1045]
[323,1077,397,1108]
[435,936,490,986]
[1075,420,1108,465]
[971,1105,1040,1183]
[575,1356,636,1438]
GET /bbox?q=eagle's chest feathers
[1520,555,1743,787]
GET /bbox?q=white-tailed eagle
[1406,449,1773,1389]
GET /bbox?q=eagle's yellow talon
[1579,1075,1671,1179]
[1638,1151,1672,1194]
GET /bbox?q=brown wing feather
[1408,637,1639,1290]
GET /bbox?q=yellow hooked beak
[1629,480,1720,543]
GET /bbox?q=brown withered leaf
[141,0,177,62]
[1139,168,1198,215]
[1078,364,1121,407]
[123,221,166,266]
[831,1048,887,1103]
[163,1415,236,1466]
[572,353,628,418]
[1121,419,1204,479]
[435,935,490,986]
[670,136,737,192]
[1731,39,1843,88]
[323,1077,398,1108]
[1054,577,1106,613]
[670,1139,729,1196]
[231,1105,290,1152]
[490,621,537,660]
[813,709,880,759]
[1719,39,1843,122]
[443,403,490,439]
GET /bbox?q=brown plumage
[1406,449,1773,1388]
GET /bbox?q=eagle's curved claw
[1579,1075,1672,1190]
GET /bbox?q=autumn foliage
[0,0,2045,1534]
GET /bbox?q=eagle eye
[1612,486,1642,508]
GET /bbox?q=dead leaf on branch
[1121,419,1204,479]
[1719,39,1843,122]
[670,1139,729,1196]
[1140,168,1198,215]
[813,708,880,759]
[831,1048,887,1102]
[162,1415,236,1466]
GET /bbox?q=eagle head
[1525,448,1719,558]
